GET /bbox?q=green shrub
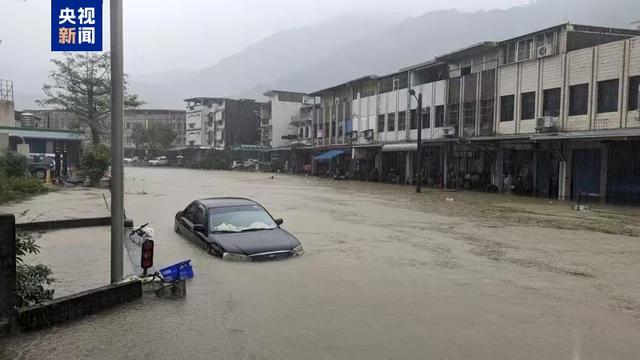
[190,150,232,170]
[0,152,29,178]
[0,175,48,204]
[16,231,55,306]
[81,144,111,186]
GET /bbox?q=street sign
[51,0,103,51]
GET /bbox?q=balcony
[290,115,312,126]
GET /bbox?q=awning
[531,128,640,141]
[382,143,417,152]
[313,149,345,161]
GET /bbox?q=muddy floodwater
[2,167,640,359]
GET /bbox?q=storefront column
[494,147,504,192]
[600,146,608,203]
[405,152,412,185]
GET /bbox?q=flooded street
[2,167,640,359]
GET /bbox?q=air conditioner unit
[350,131,358,140]
[536,116,559,133]
[443,127,457,138]
[363,129,374,140]
[537,45,551,58]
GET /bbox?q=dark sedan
[174,198,303,262]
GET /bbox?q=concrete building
[300,23,640,204]
[19,109,76,130]
[420,23,640,204]
[123,109,186,154]
[184,97,261,150]
[0,126,84,166]
[259,90,314,149]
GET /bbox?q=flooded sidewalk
[2,167,640,359]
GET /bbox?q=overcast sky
[0,0,531,91]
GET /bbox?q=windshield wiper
[239,227,275,233]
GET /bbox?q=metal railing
[0,79,14,102]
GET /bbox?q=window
[398,111,406,131]
[517,38,534,61]
[209,205,277,233]
[597,79,619,113]
[388,113,395,132]
[183,203,198,222]
[543,88,561,117]
[423,107,431,128]
[569,84,589,116]
[194,205,206,226]
[377,114,385,133]
[480,100,494,134]
[628,76,640,111]
[500,95,515,122]
[410,109,417,130]
[435,105,444,127]
[126,122,131,129]
[463,102,476,129]
[520,92,536,120]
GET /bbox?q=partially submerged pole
[110,0,124,284]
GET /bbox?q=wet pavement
[2,167,640,359]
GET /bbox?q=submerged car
[148,156,168,166]
[174,198,303,262]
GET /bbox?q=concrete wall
[0,214,16,334]
[270,96,302,149]
[489,36,640,135]
[0,100,15,127]
[186,108,206,146]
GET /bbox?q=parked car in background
[242,159,258,170]
[230,160,242,170]
[27,153,55,179]
[148,156,169,166]
[123,158,133,164]
[174,197,303,262]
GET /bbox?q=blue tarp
[313,150,345,162]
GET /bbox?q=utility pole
[409,90,423,193]
[110,0,124,284]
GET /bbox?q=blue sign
[51,0,103,51]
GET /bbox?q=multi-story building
[259,90,314,149]
[184,97,261,150]
[304,23,640,205]
[123,109,186,152]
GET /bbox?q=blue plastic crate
[159,260,194,282]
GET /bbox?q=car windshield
[209,205,277,233]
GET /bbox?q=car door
[178,202,198,239]
[191,204,208,245]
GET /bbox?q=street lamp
[409,89,422,193]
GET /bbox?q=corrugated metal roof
[0,126,84,141]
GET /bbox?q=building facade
[300,23,640,205]
[124,109,186,151]
[185,97,261,150]
[259,90,314,149]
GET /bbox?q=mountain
[131,0,640,108]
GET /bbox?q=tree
[144,122,177,156]
[131,122,147,153]
[38,52,144,145]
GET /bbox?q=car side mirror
[192,224,206,233]
[275,218,284,226]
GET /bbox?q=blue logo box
[51,0,103,51]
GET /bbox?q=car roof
[197,197,260,208]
